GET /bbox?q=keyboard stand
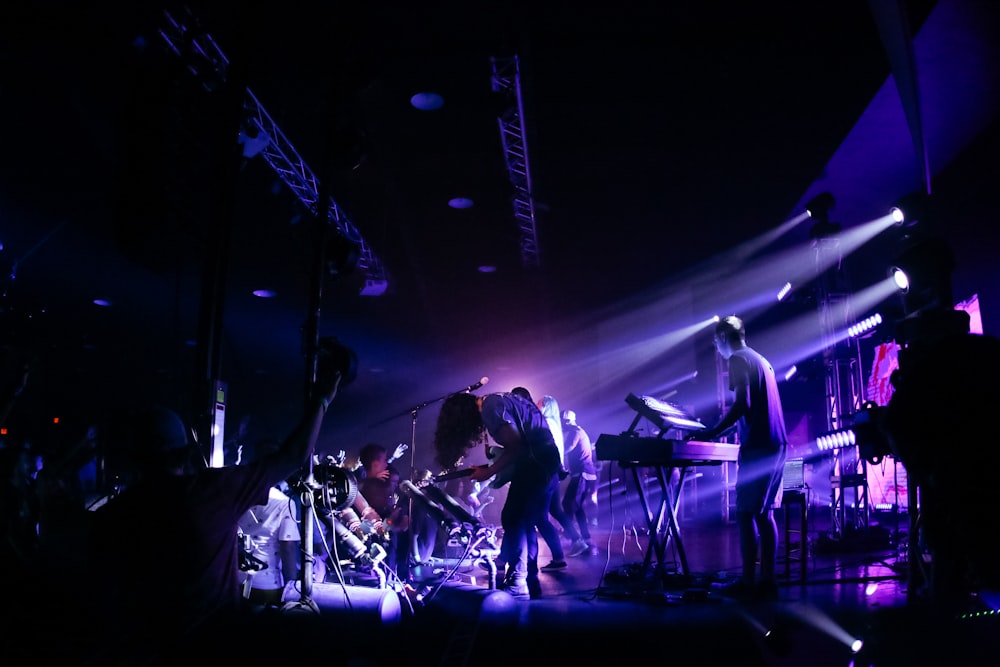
[623,462,691,582]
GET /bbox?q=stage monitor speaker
[281,581,402,626]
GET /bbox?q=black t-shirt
[87,461,277,651]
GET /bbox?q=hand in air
[390,443,409,462]
[315,369,343,407]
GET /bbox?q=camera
[318,336,358,387]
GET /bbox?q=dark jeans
[500,465,557,583]
[562,475,594,541]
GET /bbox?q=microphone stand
[371,387,464,568]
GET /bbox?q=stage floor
[393,503,997,666]
[19,494,998,666]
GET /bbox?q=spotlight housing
[889,236,956,316]
[890,267,910,292]
[848,313,883,338]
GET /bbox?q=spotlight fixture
[815,428,856,452]
[889,236,956,315]
[410,92,445,111]
[848,313,883,338]
[890,267,910,292]
[448,197,475,209]
[813,402,891,463]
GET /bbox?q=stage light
[848,313,882,338]
[816,428,856,452]
[889,235,956,316]
[891,267,909,292]
[448,197,475,209]
[783,366,797,381]
[410,92,444,111]
[776,282,792,301]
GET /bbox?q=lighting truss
[490,55,540,268]
[158,9,387,290]
[813,232,870,537]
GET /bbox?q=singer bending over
[434,390,561,599]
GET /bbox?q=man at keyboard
[690,315,787,601]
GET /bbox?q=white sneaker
[567,539,590,557]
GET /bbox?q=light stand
[283,151,361,611]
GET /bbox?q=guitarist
[434,390,561,599]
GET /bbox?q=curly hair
[433,393,484,470]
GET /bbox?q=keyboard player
[689,315,787,602]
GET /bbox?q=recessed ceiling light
[410,92,444,111]
[448,197,475,209]
[252,289,277,298]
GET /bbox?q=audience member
[882,328,1000,612]
[237,485,301,608]
[235,436,301,609]
[358,442,409,580]
[83,359,344,663]
[1,440,43,575]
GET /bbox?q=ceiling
[2,0,998,468]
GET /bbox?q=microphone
[423,485,481,528]
[329,515,370,564]
[458,376,489,393]
[400,480,458,530]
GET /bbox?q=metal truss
[158,9,387,291]
[490,55,540,269]
[817,280,871,537]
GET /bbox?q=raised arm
[267,370,342,481]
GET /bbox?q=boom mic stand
[371,378,488,566]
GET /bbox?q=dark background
[1,0,996,473]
